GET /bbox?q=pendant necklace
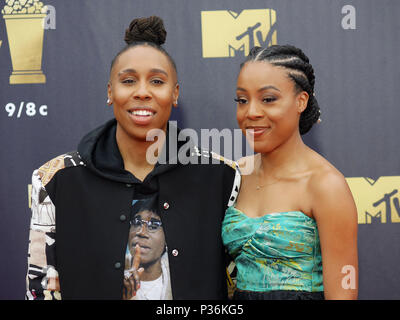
[255,157,282,190]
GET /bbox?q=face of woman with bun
[107,16,179,142]
[236,61,308,154]
[108,45,179,141]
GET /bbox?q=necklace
[255,156,282,190]
[256,170,264,189]
[256,157,265,190]
[256,178,281,189]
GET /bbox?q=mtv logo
[201,9,277,58]
[346,176,400,224]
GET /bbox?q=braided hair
[241,45,321,135]
[111,16,177,77]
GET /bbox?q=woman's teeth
[129,110,154,116]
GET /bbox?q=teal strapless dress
[222,206,324,299]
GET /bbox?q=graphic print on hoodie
[123,194,172,300]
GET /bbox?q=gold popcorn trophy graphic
[2,0,47,84]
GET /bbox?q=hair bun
[124,16,167,46]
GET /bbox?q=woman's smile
[127,107,157,126]
[246,126,272,139]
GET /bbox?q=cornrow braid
[241,45,321,135]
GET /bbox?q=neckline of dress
[231,206,315,222]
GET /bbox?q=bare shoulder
[307,150,348,195]
[306,150,357,220]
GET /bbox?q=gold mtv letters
[346,176,400,224]
[201,9,277,58]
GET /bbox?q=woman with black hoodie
[26,16,240,300]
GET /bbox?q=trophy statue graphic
[2,0,47,84]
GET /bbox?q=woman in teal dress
[222,45,358,300]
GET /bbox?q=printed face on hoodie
[128,210,166,268]
[108,45,179,141]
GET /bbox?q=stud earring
[107,98,111,105]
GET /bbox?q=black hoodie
[26,119,240,300]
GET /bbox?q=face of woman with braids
[108,45,179,140]
[236,61,309,153]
